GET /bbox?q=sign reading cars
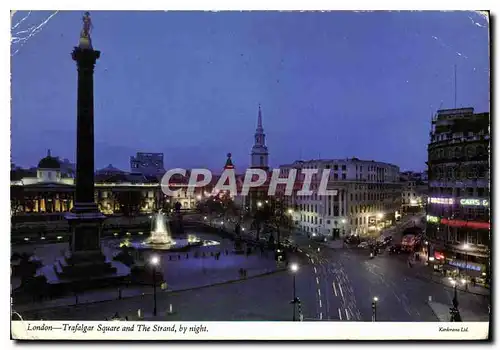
[460,198,489,207]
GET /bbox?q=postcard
[9,8,491,341]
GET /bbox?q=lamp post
[150,255,160,317]
[290,263,299,321]
[372,296,378,321]
[463,243,469,291]
[376,213,384,231]
[424,241,429,264]
[341,218,347,238]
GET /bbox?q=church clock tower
[250,104,269,170]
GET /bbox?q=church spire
[250,104,269,169]
[257,104,263,129]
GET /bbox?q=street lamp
[287,209,293,215]
[150,255,160,317]
[257,201,263,208]
[290,263,299,321]
[372,296,379,321]
[463,243,469,291]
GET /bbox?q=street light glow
[196,195,202,200]
[290,263,299,272]
[429,257,435,261]
[450,280,456,286]
[150,255,160,265]
[377,213,383,219]
[461,279,466,285]
[341,219,346,224]
[257,201,263,207]
[287,209,293,214]
[373,296,379,302]
[463,243,470,250]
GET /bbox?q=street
[290,231,489,322]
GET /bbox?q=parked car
[311,233,328,242]
[358,241,369,249]
[345,235,361,245]
[388,244,403,254]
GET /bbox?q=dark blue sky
[11,11,489,172]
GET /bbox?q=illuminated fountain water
[122,211,220,251]
[146,211,174,246]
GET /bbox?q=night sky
[10,11,489,172]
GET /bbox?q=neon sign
[428,197,454,205]
[440,218,490,230]
[460,198,489,207]
[448,260,482,272]
[426,215,439,223]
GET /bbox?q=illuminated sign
[434,252,445,260]
[440,218,490,230]
[448,260,483,272]
[426,215,439,223]
[460,198,489,207]
[428,197,454,205]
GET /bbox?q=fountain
[120,211,220,251]
[145,211,174,247]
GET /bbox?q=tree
[10,186,25,225]
[116,191,143,216]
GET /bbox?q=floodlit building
[426,107,490,281]
[279,158,402,238]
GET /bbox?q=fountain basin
[115,238,220,252]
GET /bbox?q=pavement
[16,269,318,321]
[428,301,489,322]
[13,231,279,313]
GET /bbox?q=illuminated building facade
[400,171,428,213]
[279,158,402,238]
[426,108,490,279]
[10,155,203,219]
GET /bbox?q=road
[290,232,489,321]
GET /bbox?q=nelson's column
[60,13,124,280]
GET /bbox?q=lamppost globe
[257,201,263,208]
[150,255,159,265]
[341,219,346,224]
[377,213,383,219]
[373,296,379,302]
[463,243,469,250]
[288,209,293,214]
[290,263,299,273]
[461,279,466,285]
[450,280,456,286]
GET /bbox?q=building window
[342,173,346,180]
[327,220,331,225]
[342,165,346,171]
[334,165,338,171]
[260,156,264,166]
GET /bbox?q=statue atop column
[79,11,93,49]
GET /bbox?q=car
[388,244,403,254]
[358,242,369,248]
